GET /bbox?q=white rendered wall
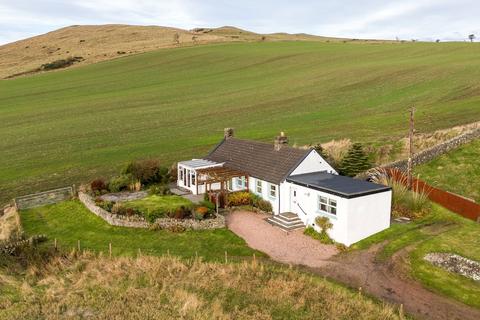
[249,177,280,214]
[290,150,338,176]
[280,181,391,246]
[280,181,348,242]
[344,190,392,246]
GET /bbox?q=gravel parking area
[226,210,337,268]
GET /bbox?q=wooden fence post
[109,242,112,258]
[224,251,228,264]
[77,240,81,251]
[54,238,57,250]
[399,304,404,319]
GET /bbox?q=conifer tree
[338,143,371,177]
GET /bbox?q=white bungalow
[177,128,392,246]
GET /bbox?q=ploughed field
[1,41,480,203]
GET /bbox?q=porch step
[267,212,305,231]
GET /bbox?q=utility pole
[407,107,415,189]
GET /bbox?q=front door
[289,186,298,213]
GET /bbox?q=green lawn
[415,139,480,202]
[1,41,480,204]
[20,200,261,261]
[354,205,480,308]
[123,195,194,221]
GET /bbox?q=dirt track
[226,211,480,320]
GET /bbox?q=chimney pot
[274,132,288,151]
[224,128,234,139]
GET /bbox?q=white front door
[289,186,298,213]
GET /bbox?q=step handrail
[296,203,308,216]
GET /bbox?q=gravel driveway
[226,210,337,267]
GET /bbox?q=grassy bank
[20,200,260,261]
[0,251,403,319]
[1,41,480,203]
[354,205,480,308]
[415,139,480,202]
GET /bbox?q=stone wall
[150,213,225,230]
[383,127,480,171]
[15,186,75,210]
[78,192,149,228]
[78,192,225,230]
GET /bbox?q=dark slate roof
[287,171,391,198]
[204,138,311,184]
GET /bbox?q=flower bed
[79,192,224,230]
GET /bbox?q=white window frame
[269,184,277,199]
[236,176,245,189]
[318,195,337,215]
[227,179,233,191]
[256,180,262,194]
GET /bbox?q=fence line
[388,169,480,222]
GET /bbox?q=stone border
[424,253,480,281]
[382,127,480,171]
[78,192,149,228]
[78,192,225,230]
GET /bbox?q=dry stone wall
[78,192,149,228]
[15,186,74,210]
[383,128,480,171]
[78,192,225,230]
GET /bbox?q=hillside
[0,24,342,79]
[0,251,401,319]
[1,41,479,203]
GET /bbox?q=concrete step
[267,213,305,231]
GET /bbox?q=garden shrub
[148,184,171,196]
[370,168,431,219]
[95,198,114,212]
[91,179,106,193]
[111,203,128,216]
[253,197,272,212]
[227,191,253,206]
[199,200,215,213]
[108,175,132,193]
[168,163,178,182]
[167,224,186,233]
[194,206,209,220]
[123,159,170,185]
[304,226,334,244]
[168,206,191,220]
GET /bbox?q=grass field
[415,139,480,202]
[354,205,480,308]
[20,201,260,260]
[0,253,402,319]
[1,41,480,203]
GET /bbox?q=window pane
[320,196,328,204]
[320,204,327,211]
[329,199,337,207]
[329,206,337,215]
[256,180,262,193]
[270,185,276,197]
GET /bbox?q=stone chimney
[274,131,288,151]
[224,128,234,139]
